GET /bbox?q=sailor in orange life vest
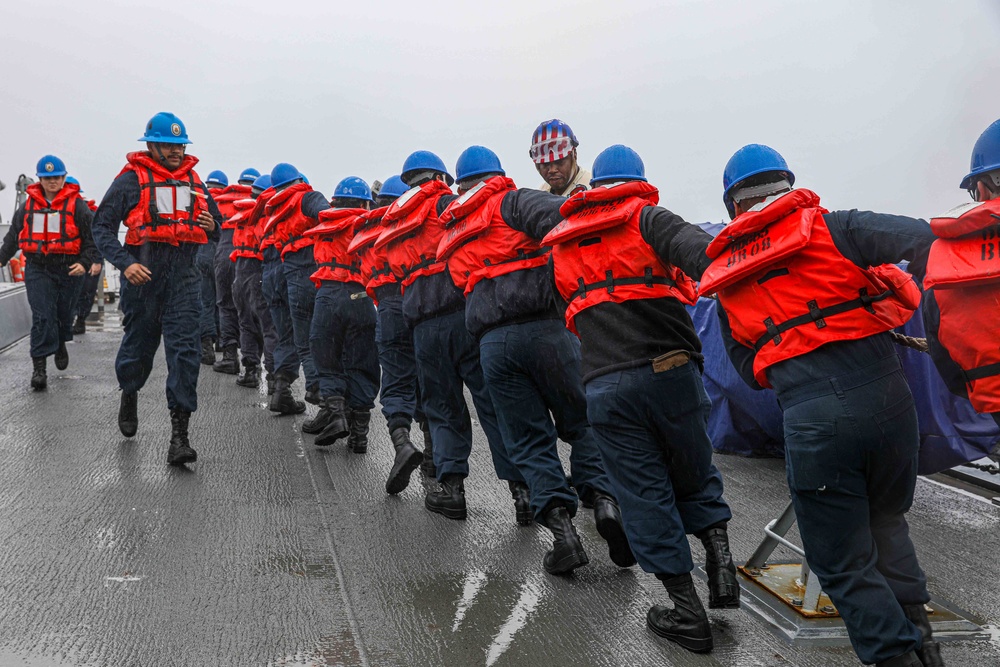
[539,145,736,653]
[207,168,259,376]
[229,173,279,393]
[374,150,526,521]
[437,145,633,574]
[258,163,329,414]
[700,145,942,667]
[301,177,381,455]
[920,118,1000,437]
[0,155,99,391]
[348,175,436,493]
[91,112,222,467]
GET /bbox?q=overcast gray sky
[2,0,999,224]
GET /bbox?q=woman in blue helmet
[0,155,99,390]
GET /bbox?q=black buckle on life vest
[858,288,876,314]
[752,288,895,351]
[319,260,360,274]
[763,317,782,346]
[568,270,678,303]
[401,256,435,279]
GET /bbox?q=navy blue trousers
[412,310,523,483]
[214,229,239,348]
[196,240,217,340]
[586,361,732,575]
[310,281,380,410]
[75,268,101,320]
[480,320,614,521]
[24,260,82,358]
[261,247,301,382]
[375,293,424,431]
[233,257,276,373]
[777,357,927,664]
[281,247,318,392]
[116,247,201,412]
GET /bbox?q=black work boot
[268,377,305,415]
[386,427,423,495]
[419,421,436,477]
[304,386,320,405]
[542,506,589,575]
[54,341,69,371]
[509,481,532,526]
[118,390,138,437]
[696,525,741,609]
[265,372,276,396]
[200,337,216,365]
[647,573,713,653]
[903,604,945,667]
[876,651,924,667]
[30,357,47,391]
[235,363,261,388]
[594,494,637,567]
[72,316,86,335]
[425,474,467,520]
[302,397,336,435]
[212,344,240,374]
[314,397,349,446]
[348,409,371,453]
[167,409,198,466]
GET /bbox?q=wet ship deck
[0,313,998,667]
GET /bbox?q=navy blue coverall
[92,170,222,413]
[373,285,425,431]
[716,208,936,665]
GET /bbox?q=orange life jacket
[117,151,209,246]
[85,198,97,212]
[229,198,263,261]
[18,182,83,255]
[260,183,317,258]
[305,207,366,287]
[347,206,397,301]
[542,181,698,335]
[437,176,550,296]
[210,184,252,230]
[9,255,24,282]
[925,199,1000,412]
[375,179,454,290]
[699,189,921,387]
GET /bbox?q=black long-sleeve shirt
[0,198,99,267]
[523,198,716,381]
[714,208,935,394]
[92,170,223,272]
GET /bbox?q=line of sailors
[5,112,1000,667]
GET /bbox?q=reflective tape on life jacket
[925,198,1000,412]
[18,183,82,255]
[437,176,549,296]
[542,180,698,334]
[699,189,920,387]
[376,179,453,289]
[118,151,208,246]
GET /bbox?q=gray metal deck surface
[0,316,997,667]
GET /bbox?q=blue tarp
[689,222,999,474]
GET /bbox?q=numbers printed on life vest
[982,225,1000,262]
[726,228,772,268]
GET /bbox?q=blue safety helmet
[65,176,80,186]
[270,163,302,189]
[590,145,646,186]
[379,175,409,199]
[139,112,192,144]
[333,176,373,203]
[722,144,795,218]
[960,119,1000,190]
[455,146,505,183]
[238,168,260,186]
[36,155,67,178]
[251,174,272,193]
[300,173,310,185]
[400,150,454,187]
[206,170,229,188]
